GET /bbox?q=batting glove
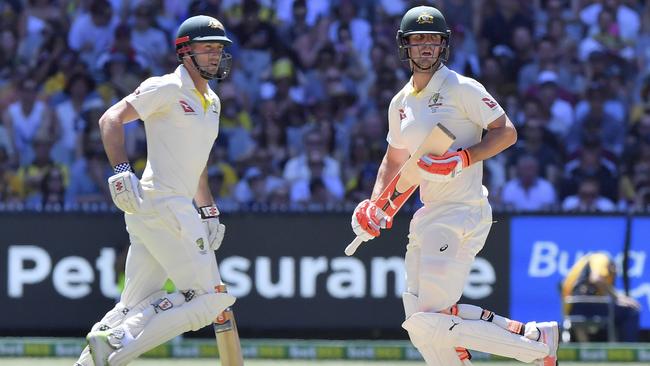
[108,163,144,214]
[417,149,471,182]
[351,199,392,242]
[199,205,226,251]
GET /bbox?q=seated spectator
[562,252,640,342]
[518,37,569,93]
[52,72,102,166]
[619,133,650,211]
[67,0,119,70]
[571,82,626,155]
[579,0,640,52]
[16,137,69,206]
[65,132,111,206]
[561,177,616,212]
[579,7,636,61]
[3,78,53,166]
[233,167,269,205]
[507,117,562,184]
[629,76,650,125]
[562,140,618,201]
[283,129,340,183]
[0,146,21,203]
[40,166,66,208]
[130,2,169,75]
[96,24,148,76]
[529,70,575,138]
[289,150,344,204]
[501,155,557,211]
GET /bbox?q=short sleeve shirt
[124,65,221,198]
[387,66,504,203]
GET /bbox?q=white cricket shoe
[87,330,120,366]
[534,321,559,366]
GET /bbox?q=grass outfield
[1,359,649,366]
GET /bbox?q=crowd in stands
[0,0,649,213]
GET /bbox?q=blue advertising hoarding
[510,216,650,329]
[510,217,628,324]
[630,217,650,329]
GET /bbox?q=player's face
[190,42,224,73]
[407,34,444,70]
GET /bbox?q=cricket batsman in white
[351,6,559,366]
[75,15,235,366]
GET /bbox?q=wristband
[113,162,133,174]
[199,205,220,219]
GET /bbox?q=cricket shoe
[533,321,559,366]
[87,327,127,366]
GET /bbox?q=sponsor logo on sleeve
[481,97,497,109]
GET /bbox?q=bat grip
[344,236,364,256]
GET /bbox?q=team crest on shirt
[179,100,197,115]
[196,238,206,254]
[428,93,443,113]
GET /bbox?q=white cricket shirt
[124,65,221,198]
[387,65,505,203]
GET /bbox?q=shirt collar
[175,65,195,90]
[407,65,450,96]
[175,65,217,99]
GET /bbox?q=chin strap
[189,55,217,80]
[411,58,443,74]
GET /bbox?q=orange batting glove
[351,199,393,241]
[417,149,471,182]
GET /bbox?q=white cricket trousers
[121,191,219,307]
[404,198,492,314]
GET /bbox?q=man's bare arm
[195,166,215,207]
[98,100,140,167]
[466,114,517,163]
[371,145,411,200]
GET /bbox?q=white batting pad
[75,290,168,366]
[403,312,549,363]
[108,292,235,366]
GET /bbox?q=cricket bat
[214,284,244,366]
[345,123,456,256]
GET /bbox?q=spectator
[2,78,53,166]
[502,155,557,211]
[532,70,575,138]
[52,72,102,165]
[0,146,21,203]
[15,137,68,205]
[283,129,340,183]
[568,83,626,156]
[561,177,616,212]
[328,0,372,68]
[479,0,532,56]
[518,37,571,94]
[40,166,66,207]
[579,7,635,61]
[562,252,640,342]
[289,150,344,204]
[67,0,119,70]
[130,2,169,75]
[65,131,111,206]
[507,117,563,184]
[562,140,618,201]
[579,0,640,43]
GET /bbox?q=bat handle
[345,236,365,256]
